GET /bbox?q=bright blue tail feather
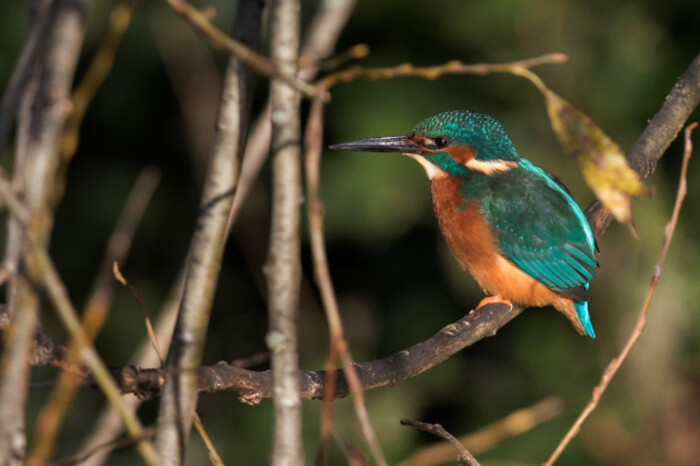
[574,300,595,338]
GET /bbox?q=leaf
[541,88,650,228]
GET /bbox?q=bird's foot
[476,295,514,311]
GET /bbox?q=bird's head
[330,110,521,179]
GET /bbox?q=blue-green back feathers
[461,159,596,301]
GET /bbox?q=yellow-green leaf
[541,88,650,226]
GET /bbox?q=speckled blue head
[329,110,521,179]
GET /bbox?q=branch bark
[154,0,261,462]
[266,0,304,464]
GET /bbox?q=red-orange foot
[476,295,514,311]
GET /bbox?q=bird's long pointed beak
[329,135,423,155]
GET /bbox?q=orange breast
[430,177,576,318]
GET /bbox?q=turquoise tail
[574,300,596,338]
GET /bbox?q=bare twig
[544,122,697,465]
[266,0,305,464]
[113,262,166,363]
[399,397,563,466]
[318,53,567,88]
[400,419,480,466]
[154,0,261,462]
[305,98,386,466]
[162,0,318,98]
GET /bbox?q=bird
[330,110,598,338]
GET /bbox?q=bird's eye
[432,137,448,149]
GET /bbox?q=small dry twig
[545,122,697,465]
[399,397,563,466]
[401,419,480,466]
[305,97,386,466]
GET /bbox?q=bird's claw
[475,295,514,311]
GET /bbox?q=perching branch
[154,0,261,462]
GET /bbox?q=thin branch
[544,122,697,465]
[162,0,318,98]
[266,0,304,464]
[399,397,563,466]
[154,0,261,462]
[104,303,523,401]
[305,98,386,466]
[317,53,568,88]
[400,419,480,466]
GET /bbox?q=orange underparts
[430,176,587,335]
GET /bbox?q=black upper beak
[329,135,423,155]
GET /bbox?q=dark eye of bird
[433,137,448,149]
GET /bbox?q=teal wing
[475,161,597,300]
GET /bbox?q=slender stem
[305,98,387,466]
[266,0,304,464]
[400,419,480,466]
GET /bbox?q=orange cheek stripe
[445,145,476,165]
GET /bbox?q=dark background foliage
[1,0,699,464]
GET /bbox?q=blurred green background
[1,0,699,464]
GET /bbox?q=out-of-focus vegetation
[1,0,699,464]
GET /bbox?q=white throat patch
[406,154,448,179]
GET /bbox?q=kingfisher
[330,110,597,338]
